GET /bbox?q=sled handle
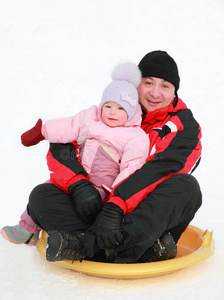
[202,230,213,248]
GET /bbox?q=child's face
[101,102,128,127]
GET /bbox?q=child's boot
[1,224,39,246]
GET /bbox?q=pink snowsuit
[20,104,149,233]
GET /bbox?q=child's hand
[21,119,45,146]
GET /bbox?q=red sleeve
[47,142,89,193]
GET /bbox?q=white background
[0,0,223,299]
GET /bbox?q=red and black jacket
[107,97,202,214]
[47,97,202,215]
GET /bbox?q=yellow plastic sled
[36,225,215,279]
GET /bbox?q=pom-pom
[111,62,142,88]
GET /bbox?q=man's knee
[172,173,202,210]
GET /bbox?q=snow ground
[0,0,223,299]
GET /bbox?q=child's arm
[111,132,149,188]
[20,115,80,146]
[21,108,87,146]
[42,115,81,143]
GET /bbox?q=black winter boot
[46,230,87,262]
[136,231,177,263]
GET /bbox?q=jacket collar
[141,97,187,125]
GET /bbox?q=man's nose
[150,85,161,98]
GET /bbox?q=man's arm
[108,109,202,214]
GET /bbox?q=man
[6,50,202,263]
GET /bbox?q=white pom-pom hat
[100,62,142,120]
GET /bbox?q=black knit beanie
[138,50,180,92]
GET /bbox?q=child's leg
[19,209,41,234]
[1,181,52,245]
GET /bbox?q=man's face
[138,77,176,112]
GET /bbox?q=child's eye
[118,106,124,110]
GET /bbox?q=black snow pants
[27,173,202,263]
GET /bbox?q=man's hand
[69,180,102,224]
[93,202,124,249]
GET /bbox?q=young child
[1,62,149,245]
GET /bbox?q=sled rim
[36,225,215,279]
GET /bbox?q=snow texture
[0,0,223,299]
